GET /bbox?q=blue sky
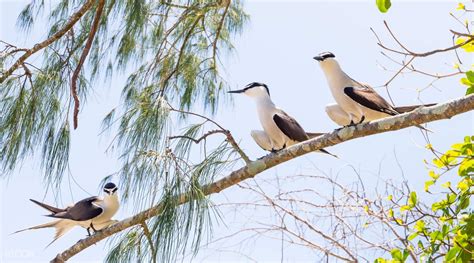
[1,1,472,262]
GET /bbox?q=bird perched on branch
[313,52,434,130]
[13,182,120,247]
[324,103,436,127]
[228,82,336,157]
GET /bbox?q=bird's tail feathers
[319,148,339,159]
[45,221,75,248]
[30,199,64,214]
[394,103,436,113]
[416,124,433,133]
[11,220,60,235]
[12,219,75,248]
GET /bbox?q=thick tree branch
[51,94,474,262]
[0,0,95,83]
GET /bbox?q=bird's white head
[103,182,118,196]
[228,82,270,99]
[313,52,340,70]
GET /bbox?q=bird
[250,130,325,152]
[325,103,436,127]
[13,182,120,247]
[313,52,434,129]
[228,82,336,157]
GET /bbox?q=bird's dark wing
[344,86,398,116]
[49,196,103,221]
[394,103,436,113]
[30,199,65,214]
[273,111,309,142]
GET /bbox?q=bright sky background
[1,1,472,262]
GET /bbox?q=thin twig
[0,0,95,83]
[168,104,251,163]
[169,129,227,144]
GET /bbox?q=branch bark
[71,0,105,129]
[51,94,474,262]
[0,0,95,83]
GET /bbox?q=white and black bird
[228,82,335,156]
[324,103,436,127]
[313,52,434,128]
[14,182,120,246]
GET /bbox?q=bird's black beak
[313,56,324,62]
[228,89,245,94]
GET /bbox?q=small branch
[211,1,230,66]
[372,21,474,58]
[450,30,473,38]
[169,129,227,144]
[51,94,474,262]
[223,130,251,164]
[71,0,105,129]
[140,222,157,263]
[0,0,95,83]
[158,13,204,96]
[384,21,412,54]
[168,106,251,163]
[384,56,415,87]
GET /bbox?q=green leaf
[376,0,392,13]
[458,196,470,210]
[415,220,426,232]
[442,224,449,236]
[457,179,469,192]
[445,246,461,261]
[388,208,394,217]
[461,78,472,86]
[425,180,435,192]
[466,86,474,95]
[441,181,451,188]
[408,232,418,241]
[456,37,474,52]
[433,157,446,168]
[391,248,403,261]
[408,191,418,207]
[429,170,440,180]
[466,71,474,83]
[400,205,411,212]
[430,230,442,241]
[402,249,409,261]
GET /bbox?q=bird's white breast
[92,195,119,224]
[256,100,287,149]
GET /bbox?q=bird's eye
[112,187,118,193]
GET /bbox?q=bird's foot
[358,115,365,124]
[90,223,98,233]
[86,227,92,236]
[335,122,357,132]
[271,144,286,152]
[263,148,281,157]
